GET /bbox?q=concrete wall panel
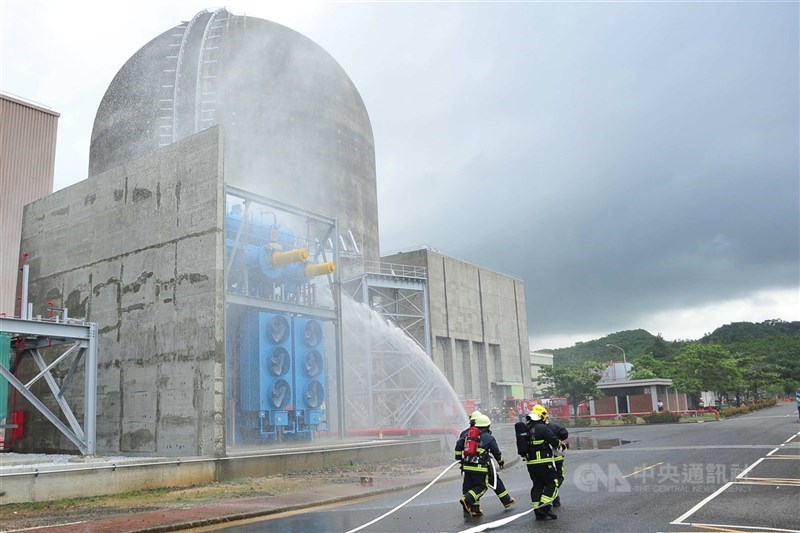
[15,127,225,457]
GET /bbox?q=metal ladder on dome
[157,11,206,147]
[195,8,229,132]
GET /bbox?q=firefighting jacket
[455,428,504,473]
[549,422,569,463]
[525,420,561,465]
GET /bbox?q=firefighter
[454,413,513,516]
[547,420,570,507]
[524,404,561,520]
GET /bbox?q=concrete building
[0,93,58,316]
[381,248,530,410]
[529,351,554,396]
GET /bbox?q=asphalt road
[200,403,800,532]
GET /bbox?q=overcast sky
[2,0,798,350]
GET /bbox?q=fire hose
[344,460,461,533]
[345,455,523,533]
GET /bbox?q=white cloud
[636,287,800,341]
[532,287,800,350]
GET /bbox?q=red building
[589,377,691,416]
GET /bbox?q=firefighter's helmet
[474,413,492,428]
[530,404,549,422]
[469,410,483,422]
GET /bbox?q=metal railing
[363,261,427,280]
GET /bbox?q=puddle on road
[570,437,633,450]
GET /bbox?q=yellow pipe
[272,248,309,268]
[305,262,336,278]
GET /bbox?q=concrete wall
[15,128,226,457]
[382,249,530,408]
[0,438,441,504]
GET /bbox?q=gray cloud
[338,3,799,345]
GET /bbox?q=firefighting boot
[534,506,558,520]
[503,497,516,509]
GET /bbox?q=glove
[498,460,505,470]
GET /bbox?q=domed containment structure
[89,8,378,269]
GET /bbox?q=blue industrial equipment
[225,206,335,301]
[293,317,327,433]
[259,313,292,421]
[239,311,294,439]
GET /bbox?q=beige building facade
[381,248,531,410]
[0,93,59,316]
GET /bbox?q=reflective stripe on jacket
[525,420,560,465]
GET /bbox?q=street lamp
[606,343,627,379]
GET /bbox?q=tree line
[535,319,800,410]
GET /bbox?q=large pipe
[272,248,309,268]
[305,262,336,278]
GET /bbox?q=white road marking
[672,430,800,527]
[737,457,764,479]
[670,481,733,525]
[686,522,800,532]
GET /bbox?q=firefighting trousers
[487,462,514,506]
[527,463,558,509]
[553,458,565,503]
[461,469,488,511]
[554,458,565,489]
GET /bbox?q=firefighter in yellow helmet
[454,413,514,516]
[522,404,561,520]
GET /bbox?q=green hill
[540,329,680,367]
[701,319,800,344]
[539,319,799,369]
